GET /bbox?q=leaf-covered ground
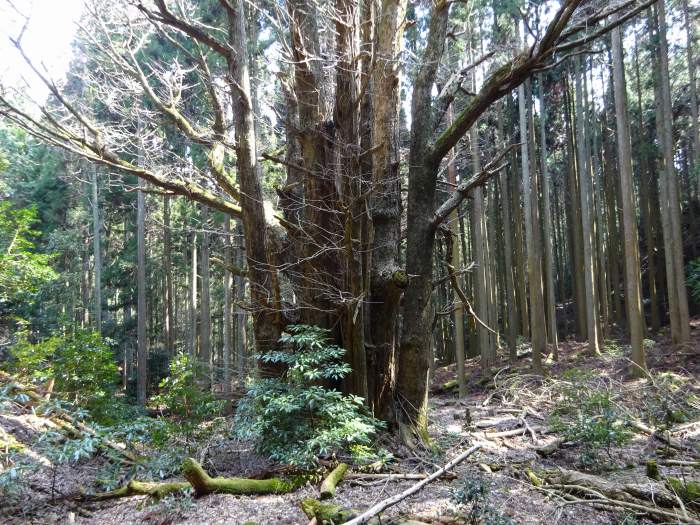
[2,320,699,525]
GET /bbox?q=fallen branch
[345,472,457,481]
[320,463,348,499]
[630,420,700,456]
[93,480,190,500]
[481,425,550,439]
[91,458,302,500]
[341,444,481,525]
[183,458,300,496]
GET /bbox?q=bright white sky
[0,0,86,102]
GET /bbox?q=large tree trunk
[366,0,408,417]
[227,0,281,363]
[397,2,450,443]
[611,19,647,375]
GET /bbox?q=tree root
[320,463,348,499]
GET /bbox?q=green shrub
[9,330,119,418]
[642,372,697,434]
[234,325,383,468]
[686,258,700,302]
[551,372,631,469]
[450,475,515,525]
[152,352,222,421]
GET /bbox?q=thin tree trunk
[163,195,174,354]
[223,218,232,396]
[519,78,545,373]
[447,114,466,397]
[189,227,198,356]
[612,20,647,374]
[234,221,247,378]
[537,74,558,352]
[91,167,102,334]
[634,40,660,332]
[497,102,517,362]
[564,78,586,340]
[681,0,699,201]
[470,139,491,369]
[655,1,691,343]
[200,206,211,387]
[136,178,148,405]
[574,58,601,354]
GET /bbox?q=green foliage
[641,372,697,433]
[9,330,119,418]
[152,352,223,422]
[551,370,631,469]
[603,340,624,357]
[687,259,700,302]
[0,202,57,315]
[234,325,383,468]
[0,449,38,498]
[450,475,515,525]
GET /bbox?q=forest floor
[1,320,699,525]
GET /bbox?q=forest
[0,0,699,523]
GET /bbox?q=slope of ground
[1,320,699,525]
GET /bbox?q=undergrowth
[234,325,384,468]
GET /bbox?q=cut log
[182,458,300,496]
[320,463,348,499]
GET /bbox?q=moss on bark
[320,463,348,499]
[182,458,299,496]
